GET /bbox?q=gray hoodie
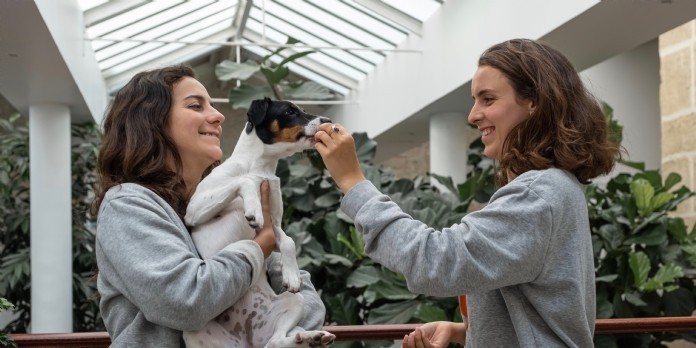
[96,183,326,347]
[341,168,595,348]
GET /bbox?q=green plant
[587,103,696,348]
[588,162,696,348]
[215,37,333,109]
[0,114,104,332]
[0,297,16,347]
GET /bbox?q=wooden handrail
[594,316,696,334]
[9,317,696,347]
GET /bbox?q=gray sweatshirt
[96,183,326,347]
[341,168,595,348]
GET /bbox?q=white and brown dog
[183,98,335,348]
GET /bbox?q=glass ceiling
[79,0,443,100]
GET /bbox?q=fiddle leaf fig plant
[215,36,333,109]
[588,162,696,348]
[0,297,16,347]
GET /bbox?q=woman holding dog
[91,65,326,347]
[315,38,621,347]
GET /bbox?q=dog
[182,98,336,348]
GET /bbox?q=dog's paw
[244,203,264,229]
[245,213,262,229]
[283,271,302,293]
[294,330,335,347]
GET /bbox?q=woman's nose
[467,109,481,124]
[209,109,225,124]
[468,107,481,125]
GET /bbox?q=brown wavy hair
[478,39,622,186]
[90,64,216,221]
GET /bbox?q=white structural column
[429,112,471,189]
[29,103,73,333]
[581,39,661,173]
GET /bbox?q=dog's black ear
[246,98,271,134]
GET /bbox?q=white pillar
[429,112,471,191]
[581,39,661,173]
[29,103,73,333]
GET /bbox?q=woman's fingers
[259,180,272,228]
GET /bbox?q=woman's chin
[483,148,500,161]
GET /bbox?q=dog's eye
[284,109,295,117]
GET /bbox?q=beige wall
[660,20,696,230]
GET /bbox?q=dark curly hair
[90,64,216,221]
[478,39,622,186]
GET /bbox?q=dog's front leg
[186,179,241,226]
[268,179,302,293]
[186,176,263,229]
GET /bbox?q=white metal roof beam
[83,0,150,27]
[232,0,251,40]
[229,0,252,61]
[103,28,237,92]
[353,0,422,36]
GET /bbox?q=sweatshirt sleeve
[96,191,265,331]
[340,180,553,297]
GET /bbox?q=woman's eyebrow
[183,94,204,102]
[472,88,495,99]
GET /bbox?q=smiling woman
[468,66,535,162]
[88,64,327,347]
[165,76,225,193]
[313,38,623,348]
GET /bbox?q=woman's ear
[527,100,536,116]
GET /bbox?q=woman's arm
[96,186,265,330]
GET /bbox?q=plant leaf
[650,191,674,211]
[346,265,382,288]
[228,84,273,110]
[278,50,315,67]
[415,302,449,322]
[283,81,333,100]
[260,65,290,85]
[325,293,360,325]
[645,263,683,291]
[367,300,420,324]
[353,132,378,162]
[629,251,650,288]
[663,172,682,191]
[595,274,619,283]
[367,281,418,301]
[215,60,260,81]
[630,178,654,216]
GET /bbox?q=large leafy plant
[0,297,16,347]
[588,104,696,348]
[588,164,696,348]
[215,37,333,109]
[0,114,103,332]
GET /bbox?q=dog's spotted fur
[183,98,335,348]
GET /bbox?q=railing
[9,317,696,347]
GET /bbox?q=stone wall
[660,20,696,230]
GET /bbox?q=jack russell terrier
[183,98,336,347]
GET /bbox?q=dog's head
[246,98,331,154]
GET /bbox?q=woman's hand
[253,180,275,258]
[314,123,366,193]
[401,321,466,348]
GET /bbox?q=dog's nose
[319,117,332,124]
